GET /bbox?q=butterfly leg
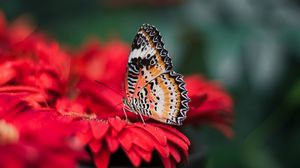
[122,104,145,125]
[137,111,146,125]
[122,104,129,122]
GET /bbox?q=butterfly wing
[125,24,172,98]
[136,71,189,125]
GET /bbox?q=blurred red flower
[0,94,87,168]
[0,12,70,106]
[0,13,86,168]
[184,75,234,138]
[72,40,129,84]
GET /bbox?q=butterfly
[123,24,190,125]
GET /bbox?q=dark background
[1,0,300,167]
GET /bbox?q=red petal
[76,130,93,145]
[183,149,188,160]
[169,143,181,163]
[128,126,169,157]
[135,123,167,146]
[89,139,103,153]
[105,134,119,153]
[110,126,120,137]
[117,128,133,151]
[189,94,207,108]
[76,120,91,133]
[0,85,41,93]
[0,63,15,85]
[132,145,152,163]
[124,148,142,167]
[128,127,154,152]
[160,129,189,151]
[108,117,126,132]
[89,120,109,139]
[161,157,172,168]
[37,71,61,92]
[152,124,190,146]
[93,146,110,168]
[154,141,170,158]
[211,122,234,139]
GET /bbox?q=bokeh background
[1,0,300,167]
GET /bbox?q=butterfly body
[124,24,189,125]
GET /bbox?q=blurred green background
[1,0,300,167]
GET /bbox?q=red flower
[0,12,70,105]
[72,40,129,88]
[0,11,44,59]
[184,75,234,138]
[0,94,88,168]
[0,58,67,103]
[56,91,190,168]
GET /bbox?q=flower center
[62,112,97,120]
[0,120,19,145]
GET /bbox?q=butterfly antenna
[111,102,129,122]
[111,101,122,116]
[95,80,123,97]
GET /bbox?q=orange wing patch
[125,24,172,98]
[135,71,189,125]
